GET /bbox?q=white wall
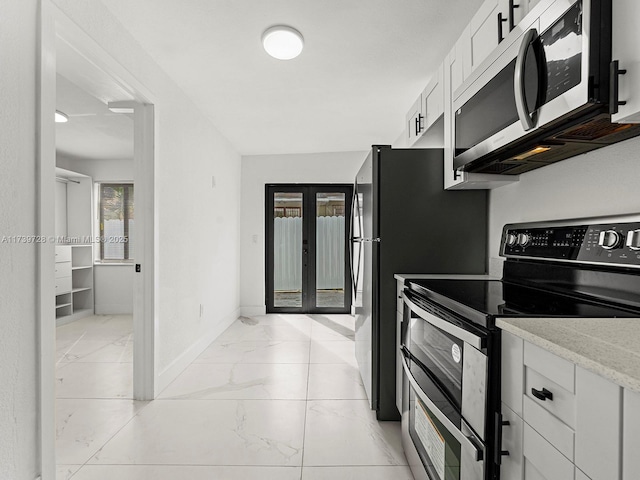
[51,0,242,382]
[488,136,640,275]
[0,2,39,479]
[94,265,134,314]
[0,1,243,475]
[240,151,365,314]
[57,156,134,182]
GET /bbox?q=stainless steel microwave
[453,0,640,176]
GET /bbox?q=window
[98,183,134,261]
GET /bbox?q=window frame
[96,182,134,263]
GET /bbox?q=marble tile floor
[56,314,413,479]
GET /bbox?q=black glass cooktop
[407,278,640,329]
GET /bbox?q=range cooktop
[407,278,640,328]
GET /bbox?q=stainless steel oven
[400,291,498,480]
[452,0,640,176]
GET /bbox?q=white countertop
[497,317,640,394]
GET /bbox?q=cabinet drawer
[55,261,71,278]
[523,395,574,460]
[55,245,72,263]
[525,367,575,428]
[55,276,72,294]
[524,342,575,392]
[524,423,575,480]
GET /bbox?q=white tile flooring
[55,314,413,479]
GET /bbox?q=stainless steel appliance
[351,146,487,420]
[400,214,640,480]
[453,0,640,176]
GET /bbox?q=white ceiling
[99,0,484,155]
[56,73,134,161]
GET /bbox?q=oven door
[453,0,591,171]
[401,293,489,480]
[402,355,486,480]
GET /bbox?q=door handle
[497,12,508,43]
[509,0,520,32]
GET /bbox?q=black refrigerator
[351,146,487,420]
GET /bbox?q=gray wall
[488,136,640,275]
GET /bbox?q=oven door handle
[402,355,485,462]
[402,292,484,350]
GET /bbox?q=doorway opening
[265,184,353,313]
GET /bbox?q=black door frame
[265,184,353,314]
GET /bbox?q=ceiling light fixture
[55,110,69,123]
[262,25,304,60]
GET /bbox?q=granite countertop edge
[497,317,640,394]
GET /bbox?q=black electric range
[406,216,640,328]
[400,216,640,480]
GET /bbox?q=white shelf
[56,244,94,325]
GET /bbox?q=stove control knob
[505,233,517,246]
[626,229,640,251]
[599,230,622,250]
[517,233,531,246]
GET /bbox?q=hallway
[55,314,412,479]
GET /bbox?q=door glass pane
[273,192,303,308]
[316,192,346,308]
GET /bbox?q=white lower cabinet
[501,331,629,480]
[623,389,640,480]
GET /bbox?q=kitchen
[2,0,640,480]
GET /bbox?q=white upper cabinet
[423,63,444,131]
[611,0,640,123]
[405,94,424,146]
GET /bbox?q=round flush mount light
[262,25,304,60]
[55,110,69,123]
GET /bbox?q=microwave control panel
[501,221,640,268]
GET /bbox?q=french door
[266,184,353,313]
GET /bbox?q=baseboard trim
[240,305,266,316]
[156,307,240,395]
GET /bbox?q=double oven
[400,283,500,480]
[398,215,640,480]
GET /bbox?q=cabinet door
[501,403,524,480]
[523,423,574,480]
[469,0,502,73]
[611,0,640,123]
[623,389,640,480]
[423,64,444,130]
[502,331,524,415]
[405,94,423,146]
[575,367,622,480]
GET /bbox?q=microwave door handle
[514,28,539,131]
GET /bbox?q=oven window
[410,389,461,480]
[454,59,519,156]
[540,1,582,104]
[409,315,464,411]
